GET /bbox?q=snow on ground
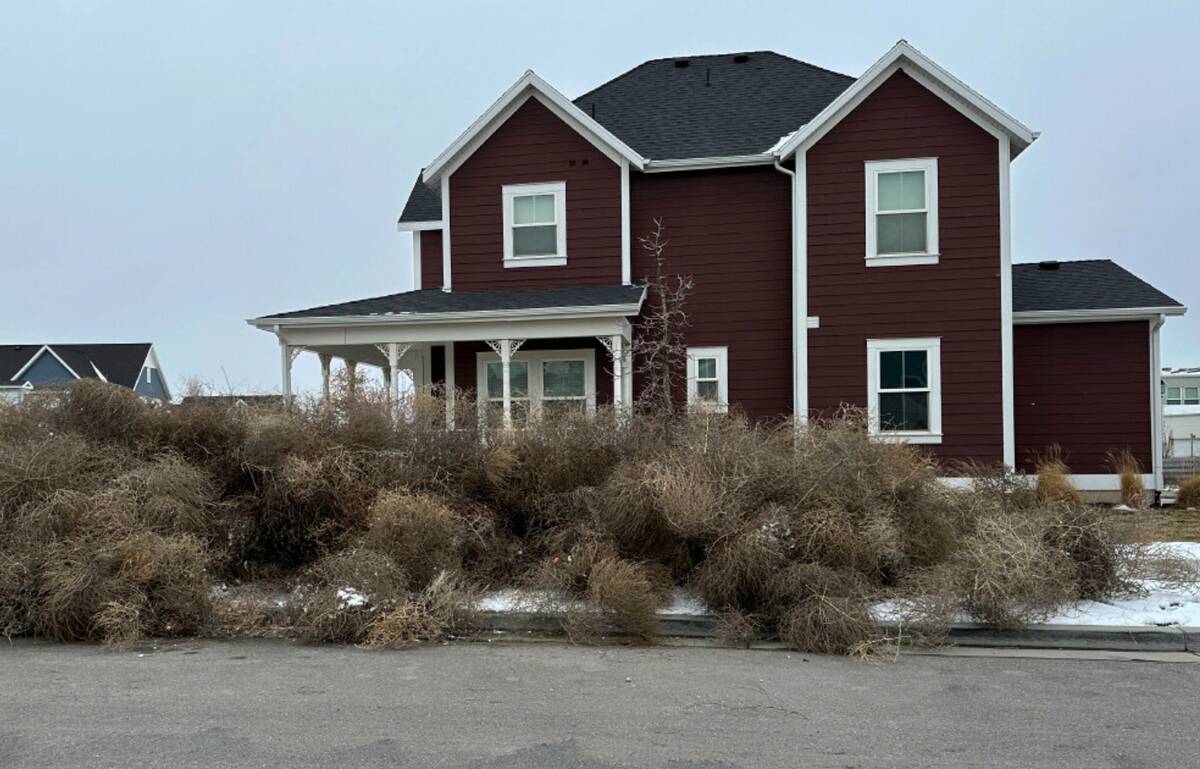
[336,587,367,609]
[479,544,1200,629]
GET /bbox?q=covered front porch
[248,285,644,428]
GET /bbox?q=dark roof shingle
[261,285,645,320]
[1013,260,1183,313]
[399,173,442,223]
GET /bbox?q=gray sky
[3,0,1197,395]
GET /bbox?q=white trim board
[396,220,444,232]
[1013,307,1186,324]
[422,71,645,185]
[8,345,81,382]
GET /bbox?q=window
[1171,385,1200,406]
[502,181,567,267]
[866,338,942,443]
[687,346,728,413]
[476,349,595,423]
[865,158,939,266]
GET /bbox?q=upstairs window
[687,346,729,413]
[866,338,942,443]
[502,181,567,267]
[865,158,939,266]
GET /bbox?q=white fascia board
[247,302,646,330]
[642,154,775,173]
[1013,306,1187,324]
[773,41,1037,160]
[396,220,445,232]
[8,345,81,382]
[422,70,646,184]
[267,315,633,348]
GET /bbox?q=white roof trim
[643,154,775,173]
[8,345,82,382]
[141,344,171,401]
[773,41,1037,160]
[248,300,645,330]
[396,220,444,232]
[422,70,646,184]
[1014,306,1186,325]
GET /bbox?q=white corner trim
[864,157,939,263]
[411,231,422,291]
[1013,306,1186,324]
[865,336,943,443]
[396,220,445,232]
[999,135,1015,468]
[441,176,452,291]
[502,181,567,267]
[422,71,645,184]
[774,41,1036,160]
[1151,315,1166,491]
[686,346,729,414]
[8,345,81,382]
[620,160,631,285]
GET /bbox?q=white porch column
[500,338,513,430]
[318,353,332,402]
[382,365,393,398]
[444,342,456,429]
[610,334,624,411]
[388,342,401,404]
[278,337,297,405]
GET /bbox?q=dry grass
[1177,476,1200,509]
[364,491,464,588]
[1035,450,1082,506]
[1108,449,1145,508]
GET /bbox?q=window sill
[871,431,943,445]
[865,253,940,267]
[504,256,567,269]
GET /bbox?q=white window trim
[502,181,567,268]
[475,348,595,420]
[687,346,729,414]
[864,157,939,266]
[866,337,942,444]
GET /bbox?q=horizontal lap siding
[1014,321,1151,473]
[420,230,443,290]
[450,98,621,290]
[807,71,1003,465]
[629,167,793,419]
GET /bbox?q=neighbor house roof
[1013,260,1184,314]
[1,343,155,388]
[256,284,646,322]
[1163,367,1200,375]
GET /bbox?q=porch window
[476,348,595,423]
[502,181,567,267]
[687,346,728,413]
[866,338,942,443]
[865,158,939,266]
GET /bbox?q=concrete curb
[476,611,1196,653]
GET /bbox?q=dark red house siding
[806,71,1003,465]
[420,229,443,290]
[449,98,622,291]
[1014,321,1151,474]
[629,166,794,420]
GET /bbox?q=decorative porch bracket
[484,339,526,430]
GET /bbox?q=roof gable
[1013,260,1184,315]
[421,71,646,186]
[2,343,155,389]
[774,41,1036,160]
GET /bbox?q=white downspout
[1151,314,1166,496]
[774,158,806,423]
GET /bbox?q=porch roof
[254,284,645,324]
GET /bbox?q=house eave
[642,154,776,173]
[1013,306,1187,325]
[248,302,646,330]
[396,220,445,232]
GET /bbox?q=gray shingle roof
[1,343,153,387]
[1013,260,1183,313]
[261,285,646,320]
[398,50,854,223]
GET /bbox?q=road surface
[1,638,1196,768]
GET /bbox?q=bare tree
[631,218,693,416]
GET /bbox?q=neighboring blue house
[0,343,171,403]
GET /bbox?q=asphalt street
[1,637,1196,768]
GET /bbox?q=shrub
[297,548,407,644]
[1177,475,1200,508]
[1108,449,1145,508]
[778,595,877,655]
[60,380,150,446]
[365,490,464,588]
[1035,450,1081,506]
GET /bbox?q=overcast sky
[3,1,1197,395]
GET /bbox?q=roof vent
[673,59,690,69]
[1038,260,1061,271]
[732,54,750,64]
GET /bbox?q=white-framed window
[476,348,595,424]
[502,181,567,268]
[864,157,939,266]
[1168,385,1200,405]
[687,346,729,413]
[866,338,942,443]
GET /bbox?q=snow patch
[336,587,367,609]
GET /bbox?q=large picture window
[502,181,567,267]
[866,338,942,443]
[865,158,939,266]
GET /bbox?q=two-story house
[250,41,1185,495]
